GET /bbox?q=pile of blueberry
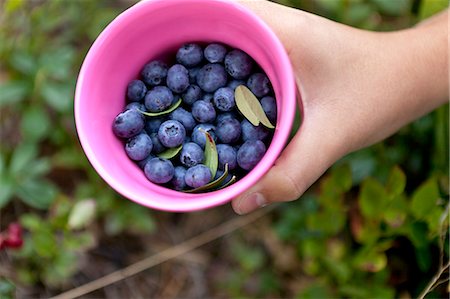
[112,42,277,191]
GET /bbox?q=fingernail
[237,192,267,214]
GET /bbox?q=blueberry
[149,132,166,154]
[202,93,214,103]
[216,118,241,144]
[191,124,216,148]
[169,107,197,132]
[188,67,201,84]
[204,43,227,63]
[176,43,203,67]
[125,133,153,161]
[213,87,235,112]
[216,112,237,124]
[217,144,237,170]
[192,100,216,123]
[141,60,168,86]
[180,142,204,167]
[144,157,175,184]
[247,73,271,97]
[227,79,246,91]
[158,120,186,148]
[137,154,155,169]
[127,80,147,102]
[167,64,189,93]
[144,117,164,134]
[185,164,212,188]
[237,140,266,170]
[182,84,203,105]
[171,166,187,190]
[224,49,253,79]
[241,119,269,142]
[260,96,277,123]
[113,109,144,138]
[145,86,174,112]
[196,63,228,93]
[125,102,146,112]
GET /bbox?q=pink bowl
[75,0,297,212]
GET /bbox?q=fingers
[232,114,342,215]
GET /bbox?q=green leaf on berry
[203,129,218,179]
[139,98,182,117]
[217,175,236,190]
[184,163,229,193]
[235,85,274,129]
[157,144,183,159]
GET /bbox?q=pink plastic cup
[75,0,297,212]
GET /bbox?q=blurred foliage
[0,0,448,297]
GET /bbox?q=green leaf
[157,144,182,159]
[139,98,182,117]
[0,81,31,106]
[0,178,14,208]
[370,0,411,16]
[67,199,96,229]
[10,143,37,175]
[410,179,440,219]
[40,47,75,80]
[385,166,406,197]
[235,85,274,129]
[359,178,387,219]
[10,51,37,75]
[184,163,230,193]
[203,130,218,179]
[21,106,51,141]
[331,163,352,192]
[16,179,57,209]
[20,213,42,231]
[217,175,237,190]
[40,82,73,112]
[64,232,96,251]
[419,0,449,19]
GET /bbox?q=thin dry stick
[417,260,450,299]
[50,206,275,299]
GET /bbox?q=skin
[232,1,449,215]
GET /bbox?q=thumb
[231,116,343,215]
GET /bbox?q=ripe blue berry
[144,117,164,134]
[113,109,144,138]
[213,87,235,112]
[224,49,253,79]
[182,84,203,105]
[158,120,186,148]
[241,119,269,142]
[196,63,228,93]
[136,154,155,169]
[237,140,266,171]
[204,43,227,63]
[125,133,153,161]
[180,142,204,167]
[149,132,165,154]
[171,166,187,191]
[188,66,201,84]
[227,79,246,91]
[260,96,277,123]
[145,86,174,112]
[216,117,241,144]
[169,107,197,132]
[216,112,238,124]
[176,43,203,67]
[217,144,237,170]
[127,80,147,102]
[125,102,146,112]
[167,64,189,93]
[192,100,216,123]
[141,60,168,86]
[144,157,175,184]
[247,73,271,97]
[185,164,212,188]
